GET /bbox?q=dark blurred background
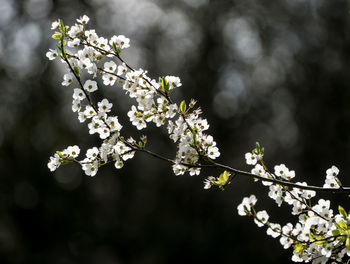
[1,0,350,263]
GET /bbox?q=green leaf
[59,19,64,30]
[256,142,260,151]
[315,240,326,246]
[73,66,80,78]
[179,100,187,114]
[332,229,340,236]
[338,220,347,230]
[335,178,343,187]
[339,205,348,219]
[346,236,350,252]
[111,42,121,54]
[161,77,170,92]
[293,243,304,254]
[52,32,62,39]
[214,171,230,190]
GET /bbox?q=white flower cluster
[238,150,350,263]
[48,145,80,172]
[323,166,341,189]
[47,16,220,177]
[47,16,350,264]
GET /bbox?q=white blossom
[109,35,130,49]
[83,80,98,93]
[77,15,90,24]
[237,195,257,216]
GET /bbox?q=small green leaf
[346,236,350,252]
[332,229,340,236]
[52,32,62,39]
[293,243,304,254]
[214,171,230,190]
[59,19,64,30]
[315,240,326,246]
[179,100,187,113]
[339,205,348,219]
[161,77,170,92]
[256,142,260,151]
[338,220,347,230]
[335,178,343,187]
[73,66,80,78]
[111,42,121,54]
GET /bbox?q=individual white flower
[166,104,178,118]
[67,38,80,48]
[61,73,73,86]
[79,58,93,70]
[254,210,269,227]
[59,149,69,159]
[51,19,60,30]
[82,160,98,176]
[104,61,117,72]
[136,90,154,111]
[127,106,147,130]
[85,29,98,43]
[152,113,166,127]
[268,185,283,206]
[245,152,258,165]
[67,145,80,158]
[83,80,98,93]
[237,195,257,216]
[72,88,85,101]
[172,163,187,176]
[274,164,295,180]
[115,158,124,169]
[102,73,117,86]
[203,176,216,189]
[324,166,341,188]
[78,111,87,123]
[72,99,81,112]
[77,47,94,61]
[195,119,209,132]
[98,126,110,139]
[88,118,103,135]
[46,49,58,60]
[113,141,130,155]
[84,105,97,118]
[48,153,60,171]
[280,223,294,249]
[97,37,110,50]
[86,147,99,160]
[99,143,111,163]
[117,63,127,75]
[109,35,130,49]
[98,99,113,113]
[68,23,84,38]
[123,150,135,161]
[207,146,220,159]
[291,201,306,215]
[165,76,182,89]
[251,163,265,176]
[274,164,288,176]
[312,199,333,219]
[323,177,340,188]
[77,15,90,24]
[266,223,281,238]
[189,167,201,176]
[326,166,339,178]
[107,116,122,132]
